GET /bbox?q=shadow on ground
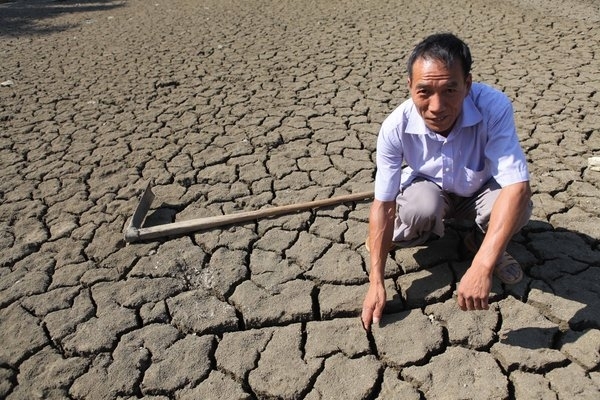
[0,0,125,36]
[378,219,599,342]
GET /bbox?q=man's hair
[407,33,472,79]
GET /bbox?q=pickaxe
[124,181,374,243]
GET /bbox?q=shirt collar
[405,92,482,135]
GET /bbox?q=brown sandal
[493,252,524,284]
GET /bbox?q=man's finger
[481,297,489,310]
[370,299,385,329]
[472,296,490,310]
[373,317,380,325]
[457,293,467,311]
[361,309,372,331]
[372,306,383,326]
[464,297,475,311]
[361,317,370,332]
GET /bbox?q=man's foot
[493,252,524,284]
[463,230,524,285]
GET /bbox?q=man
[361,33,532,331]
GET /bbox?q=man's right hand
[362,199,395,332]
[361,282,386,331]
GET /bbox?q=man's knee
[398,196,445,225]
[402,182,446,216]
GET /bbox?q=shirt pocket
[458,166,489,197]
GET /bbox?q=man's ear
[465,73,472,92]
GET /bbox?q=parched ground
[1,0,599,399]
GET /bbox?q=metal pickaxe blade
[124,180,156,242]
[124,181,374,243]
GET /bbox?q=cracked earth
[1,0,599,399]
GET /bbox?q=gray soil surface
[1,0,599,399]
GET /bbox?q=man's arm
[457,181,531,311]
[361,199,396,331]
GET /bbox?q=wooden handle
[129,191,374,242]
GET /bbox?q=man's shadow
[378,219,600,346]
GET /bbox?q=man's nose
[428,94,444,113]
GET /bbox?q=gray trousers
[392,178,532,247]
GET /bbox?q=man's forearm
[475,181,532,271]
[368,200,396,283]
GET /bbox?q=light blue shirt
[374,83,530,201]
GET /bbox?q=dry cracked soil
[1,0,599,399]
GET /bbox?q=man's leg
[455,179,533,283]
[453,179,532,234]
[392,178,450,247]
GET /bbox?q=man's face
[408,57,472,136]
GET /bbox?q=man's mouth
[429,116,447,123]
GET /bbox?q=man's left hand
[457,265,492,311]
